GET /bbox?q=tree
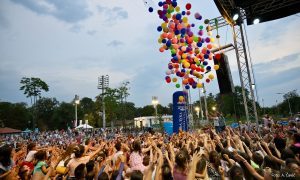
[52,102,74,129]
[35,97,59,130]
[20,77,49,105]
[0,102,30,130]
[20,77,49,128]
[118,81,130,127]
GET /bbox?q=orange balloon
[183,79,188,85]
[162,33,168,38]
[159,47,164,52]
[172,38,178,44]
[167,33,174,40]
[207,44,212,49]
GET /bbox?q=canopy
[0,127,22,134]
[75,124,93,129]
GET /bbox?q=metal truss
[232,23,259,127]
[209,16,259,128]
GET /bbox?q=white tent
[75,124,93,129]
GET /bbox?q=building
[134,115,172,128]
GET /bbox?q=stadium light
[253,18,260,24]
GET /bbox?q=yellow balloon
[210,38,215,43]
[161,22,167,29]
[197,83,203,88]
[207,31,213,36]
[186,69,190,74]
[214,65,219,70]
[163,27,169,33]
[184,62,190,68]
[172,77,177,82]
[209,74,214,80]
[169,5,174,11]
[182,53,187,59]
[198,74,203,79]
[175,6,180,12]
[166,13,171,19]
[158,38,162,44]
[179,96,184,102]
[182,17,188,23]
[194,57,199,63]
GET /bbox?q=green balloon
[193,36,198,42]
[199,25,204,30]
[176,84,180,88]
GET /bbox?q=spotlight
[253,18,260,24]
[231,8,240,21]
[233,13,239,21]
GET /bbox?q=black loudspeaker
[214,53,234,94]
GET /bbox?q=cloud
[97,5,128,25]
[107,40,124,47]
[0,11,10,29]
[252,53,300,106]
[87,30,97,36]
[69,24,82,33]
[253,53,300,75]
[10,0,92,23]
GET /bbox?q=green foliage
[0,102,30,130]
[20,77,49,105]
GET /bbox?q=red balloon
[186,3,192,10]
[215,54,221,60]
[206,78,210,83]
[188,78,194,84]
[186,11,191,16]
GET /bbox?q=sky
[0,0,299,108]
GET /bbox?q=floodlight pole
[203,85,208,121]
[98,75,109,129]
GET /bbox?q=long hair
[0,145,13,167]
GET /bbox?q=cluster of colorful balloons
[147,0,222,89]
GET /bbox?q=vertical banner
[173,91,189,133]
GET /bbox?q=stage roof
[214,0,300,25]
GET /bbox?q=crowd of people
[0,116,299,180]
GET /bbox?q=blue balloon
[175,29,180,35]
[182,11,186,15]
[181,28,186,34]
[206,66,211,71]
[148,7,153,12]
[176,72,181,76]
[166,40,172,47]
[197,42,202,47]
[176,13,182,20]
[204,54,209,59]
[172,1,177,7]
[157,26,162,32]
[162,39,167,43]
[158,1,163,7]
[192,83,197,89]
[185,85,190,89]
[181,69,186,73]
[203,61,208,65]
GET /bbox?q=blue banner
[173,91,189,133]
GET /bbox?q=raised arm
[233,152,264,180]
